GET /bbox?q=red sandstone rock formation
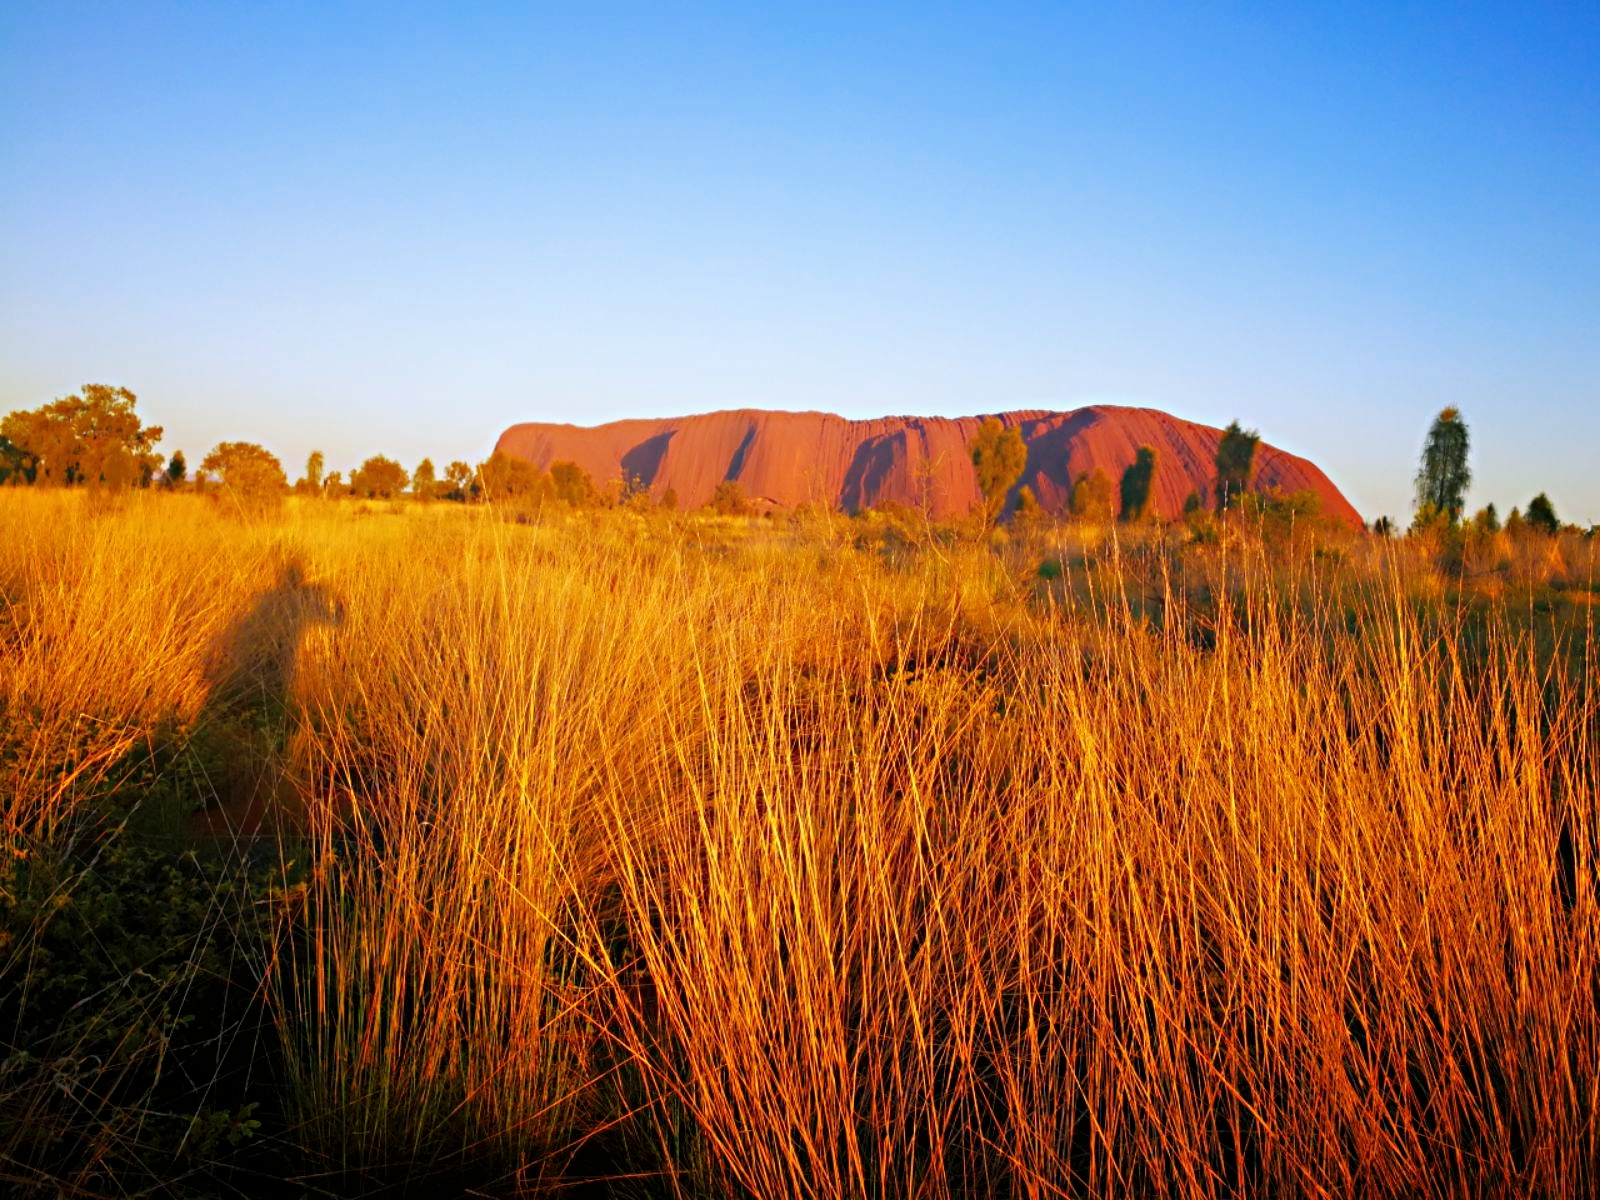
[494,406,1362,526]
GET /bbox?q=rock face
[495,406,1362,525]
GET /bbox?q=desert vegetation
[1,459,1596,1197]
[3,388,1599,1196]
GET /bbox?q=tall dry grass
[1,488,1596,1196]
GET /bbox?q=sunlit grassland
[2,488,1597,1197]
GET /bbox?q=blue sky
[2,2,1596,522]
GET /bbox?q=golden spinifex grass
[1,488,1596,1197]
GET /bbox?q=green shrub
[0,807,276,1192]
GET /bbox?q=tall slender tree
[1415,407,1471,524]
[1214,421,1259,513]
[1119,445,1158,521]
[299,450,325,495]
[412,457,437,501]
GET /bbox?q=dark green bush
[1,768,280,1194]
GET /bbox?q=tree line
[0,384,635,515]
[968,414,1286,526]
[2,385,1587,536]
[971,407,1588,540]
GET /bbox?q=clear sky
[2,2,1596,522]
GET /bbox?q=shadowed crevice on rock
[723,422,758,483]
[841,433,906,513]
[1013,410,1102,513]
[620,430,675,488]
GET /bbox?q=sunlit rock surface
[496,405,1362,524]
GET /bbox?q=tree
[710,480,751,516]
[1014,484,1043,528]
[0,384,163,488]
[1415,407,1471,524]
[1464,504,1506,574]
[1214,421,1259,513]
[1526,492,1560,536]
[412,457,437,502]
[350,455,410,500]
[550,460,602,508]
[443,460,475,501]
[1119,445,1158,522]
[478,451,550,505]
[200,442,287,514]
[1409,502,1448,538]
[1247,487,1324,546]
[970,417,1027,525]
[1,434,33,485]
[1070,468,1115,524]
[295,450,325,496]
[660,487,679,511]
[165,449,187,489]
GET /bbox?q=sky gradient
[3,2,1597,522]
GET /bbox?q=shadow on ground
[189,559,342,841]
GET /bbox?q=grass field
[2,488,1597,1197]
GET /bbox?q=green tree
[970,416,1027,524]
[550,460,602,508]
[1119,445,1158,522]
[1070,468,1115,524]
[350,455,410,499]
[0,384,163,488]
[1409,502,1449,538]
[412,457,437,501]
[1214,420,1259,513]
[164,449,187,489]
[1415,407,1471,524]
[1526,492,1559,536]
[1247,487,1325,546]
[199,442,287,514]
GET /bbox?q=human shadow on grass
[189,560,343,842]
